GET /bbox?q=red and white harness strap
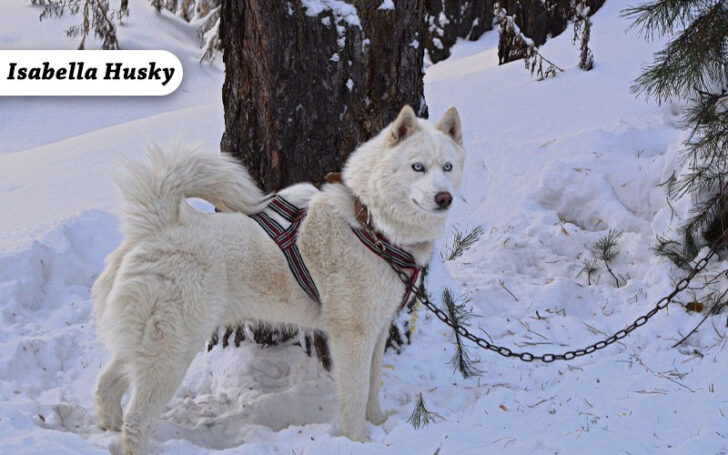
[351,227,421,311]
[250,195,322,305]
[250,195,421,311]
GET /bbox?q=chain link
[381,237,718,363]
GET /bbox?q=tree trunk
[220,0,427,191]
[217,0,428,367]
[425,0,494,64]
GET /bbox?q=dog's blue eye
[443,162,453,172]
[412,163,425,172]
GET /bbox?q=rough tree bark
[425,0,494,64]
[218,0,428,366]
[221,0,427,191]
[498,0,605,64]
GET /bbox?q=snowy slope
[0,1,224,156]
[1,1,727,454]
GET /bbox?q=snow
[378,0,394,10]
[301,0,360,27]
[1,1,727,454]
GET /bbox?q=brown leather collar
[325,172,370,226]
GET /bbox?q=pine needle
[407,393,444,430]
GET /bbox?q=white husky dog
[92,105,465,454]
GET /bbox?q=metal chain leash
[376,232,719,363]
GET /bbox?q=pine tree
[33,0,221,60]
[625,0,728,257]
[32,0,129,50]
[494,4,563,80]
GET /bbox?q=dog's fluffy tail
[115,146,266,241]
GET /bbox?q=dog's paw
[98,412,124,432]
[338,422,371,443]
[346,431,372,443]
[121,413,146,455]
[366,408,390,426]
[96,396,124,431]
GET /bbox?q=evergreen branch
[673,163,728,199]
[443,225,484,261]
[682,90,728,161]
[623,0,713,40]
[628,0,728,324]
[593,230,623,287]
[577,258,600,285]
[654,235,694,270]
[442,288,482,378]
[679,184,728,250]
[593,229,622,263]
[407,393,444,430]
[631,1,728,102]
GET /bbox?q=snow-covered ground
[2,1,727,454]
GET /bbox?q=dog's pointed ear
[436,107,463,145]
[387,105,419,147]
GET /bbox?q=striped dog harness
[250,195,322,305]
[250,194,421,311]
[351,227,421,311]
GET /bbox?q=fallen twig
[499,280,519,302]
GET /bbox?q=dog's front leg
[328,321,377,442]
[366,325,390,425]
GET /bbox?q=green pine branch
[653,235,693,270]
[577,258,601,285]
[629,2,728,102]
[442,288,482,378]
[443,225,484,261]
[592,230,624,287]
[624,0,709,40]
[407,393,444,430]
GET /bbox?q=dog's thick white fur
[92,105,465,454]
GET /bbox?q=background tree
[32,0,129,49]
[33,0,221,59]
[626,0,727,313]
[219,0,427,191]
[424,0,494,64]
[497,0,604,64]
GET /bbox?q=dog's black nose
[435,191,452,209]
